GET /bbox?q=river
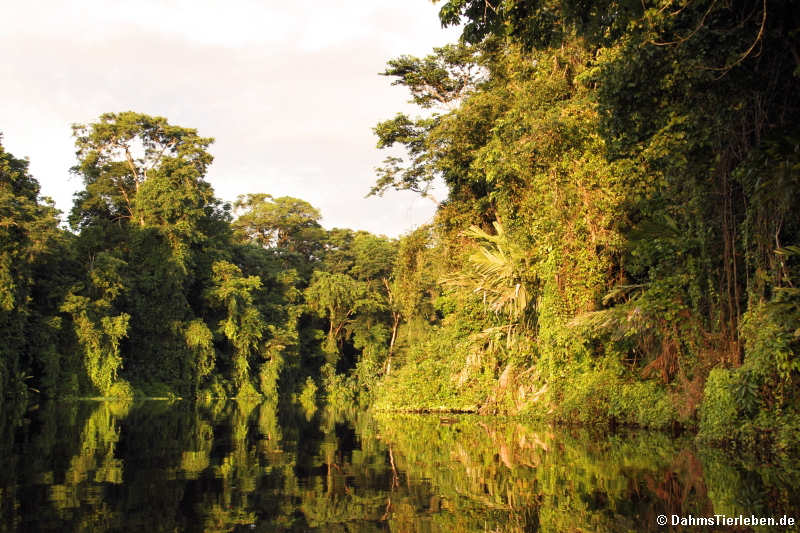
[1,400,797,531]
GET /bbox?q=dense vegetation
[1,0,799,453]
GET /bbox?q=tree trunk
[386,313,400,375]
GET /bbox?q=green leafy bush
[551,369,677,428]
[698,368,741,442]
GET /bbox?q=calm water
[0,400,798,532]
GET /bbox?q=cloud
[0,1,459,236]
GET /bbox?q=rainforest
[1,1,800,530]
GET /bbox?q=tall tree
[69,112,226,395]
[233,194,325,259]
[304,271,383,357]
[0,137,62,398]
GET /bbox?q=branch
[123,145,141,187]
[649,0,718,46]
[704,0,767,72]
[144,138,178,177]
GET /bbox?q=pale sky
[1,1,460,237]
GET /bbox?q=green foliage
[70,111,214,232]
[698,299,800,450]
[391,226,437,321]
[0,112,328,399]
[550,368,678,428]
[450,220,533,327]
[61,252,130,396]
[381,42,484,109]
[304,271,384,355]
[3,0,799,458]
[66,112,228,395]
[359,0,800,451]
[232,194,325,273]
[0,136,63,399]
[374,321,490,412]
[348,233,396,281]
[108,379,135,400]
[323,365,359,409]
[698,368,741,442]
[369,40,498,199]
[206,260,265,391]
[741,302,799,387]
[184,318,215,388]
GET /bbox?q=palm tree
[447,220,535,343]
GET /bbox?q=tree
[320,228,359,274]
[382,43,485,109]
[0,136,63,398]
[370,42,494,201]
[304,271,382,356]
[206,261,266,393]
[380,227,436,370]
[68,112,227,395]
[61,253,130,396]
[349,233,396,282]
[450,221,532,327]
[70,111,214,232]
[233,194,325,260]
[432,1,800,357]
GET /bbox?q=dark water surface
[1,400,798,532]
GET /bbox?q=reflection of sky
[1,1,459,237]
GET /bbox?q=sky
[1,1,461,237]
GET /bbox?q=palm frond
[446,219,534,326]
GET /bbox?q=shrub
[697,368,739,442]
[551,369,677,428]
[107,379,134,400]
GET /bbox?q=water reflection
[0,401,798,532]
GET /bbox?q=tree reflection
[0,401,798,532]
